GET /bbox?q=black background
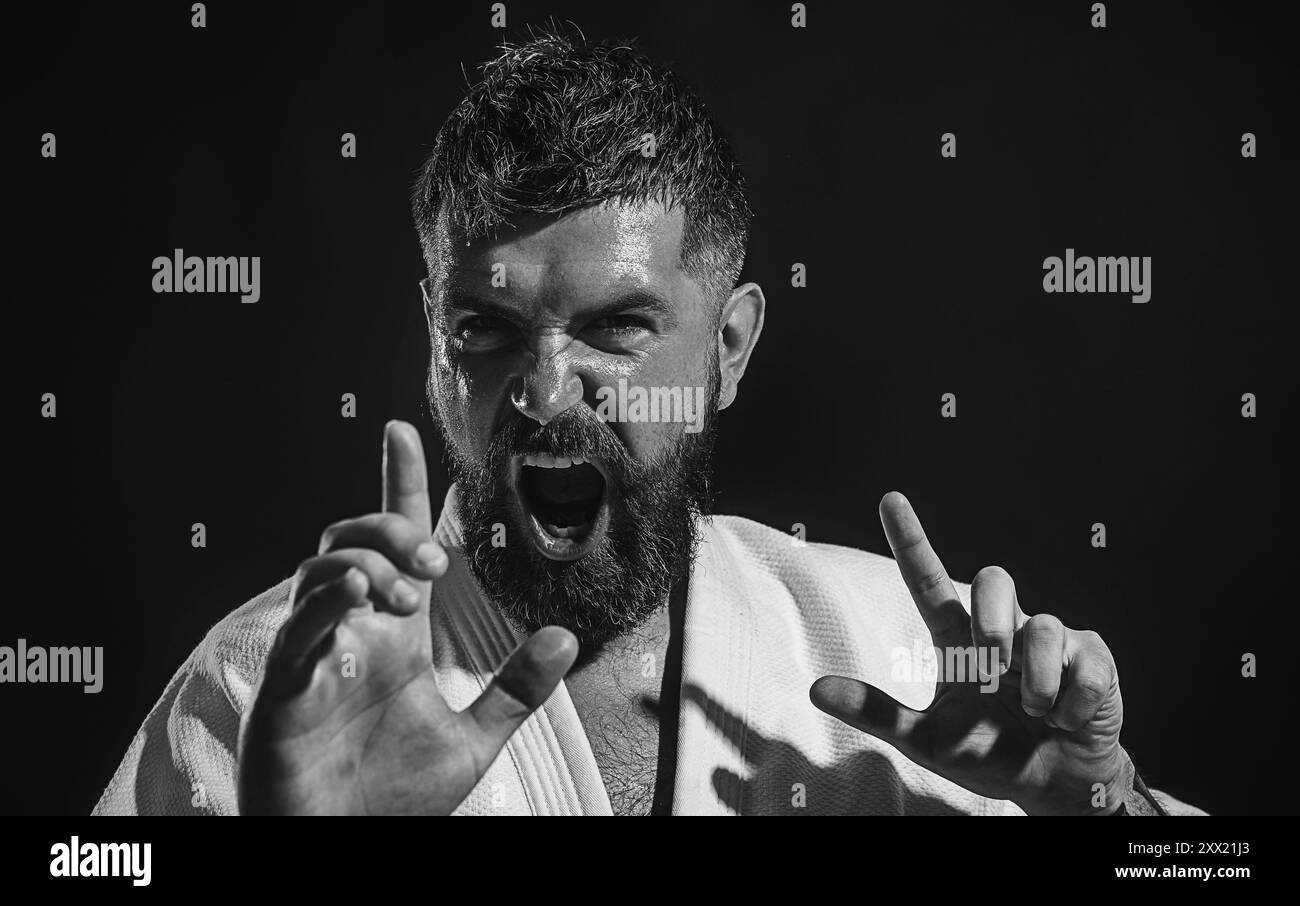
[8,0,1295,815]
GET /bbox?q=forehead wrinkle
[429,200,703,322]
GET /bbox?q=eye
[452,315,517,351]
[585,315,649,335]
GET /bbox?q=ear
[716,282,765,410]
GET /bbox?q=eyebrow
[441,288,681,330]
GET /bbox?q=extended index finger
[383,420,433,533]
[879,491,968,638]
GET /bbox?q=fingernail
[415,541,445,570]
[393,578,419,607]
[344,567,368,589]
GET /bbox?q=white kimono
[93,488,1202,816]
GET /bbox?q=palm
[238,421,576,816]
[245,608,487,815]
[916,614,1123,811]
[812,492,1127,815]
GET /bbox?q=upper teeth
[524,453,586,469]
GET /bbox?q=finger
[275,567,370,684]
[810,675,936,767]
[1048,630,1115,732]
[970,566,1024,678]
[1018,613,1066,717]
[464,627,579,756]
[319,513,449,580]
[383,420,433,534]
[296,549,423,616]
[878,491,968,637]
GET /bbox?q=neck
[567,575,686,672]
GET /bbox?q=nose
[510,340,585,426]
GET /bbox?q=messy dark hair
[411,26,752,308]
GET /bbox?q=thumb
[810,675,934,765]
[464,627,579,757]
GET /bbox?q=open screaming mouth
[512,453,613,561]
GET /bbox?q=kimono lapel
[671,518,755,815]
[430,489,756,815]
[432,488,612,816]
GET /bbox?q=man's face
[423,200,722,649]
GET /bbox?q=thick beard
[432,380,719,652]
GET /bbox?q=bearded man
[95,31,1202,817]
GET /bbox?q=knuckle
[375,512,415,547]
[914,568,949,595]
[291,556,326,599]
[1074,672,1110,704]
[1080,629,1109,655]
[974,621,1011,647]
[1024,694,1055,716]
[369,511,397,534]
[346,547,389,578]
[318,519,350,553]
[1024,677,1057,703]
[1025,613,1063,639]
[1053,711,1086,732]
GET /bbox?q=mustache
[481,407,633,479]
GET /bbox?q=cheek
[431,343,510,461]
[594,339,715,458]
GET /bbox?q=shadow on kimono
[682,682,969,816]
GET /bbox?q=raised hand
[237,420,578,815]
[810,492,1131,815]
